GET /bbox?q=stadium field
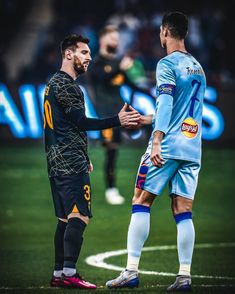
[0,144,235,294]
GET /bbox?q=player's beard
[73,56,87,75]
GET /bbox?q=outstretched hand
[118,103,141,128]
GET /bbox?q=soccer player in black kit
[44,34,140,289]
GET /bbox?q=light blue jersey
[146,51,206,163]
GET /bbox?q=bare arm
[150,130,165,167]
[140,114,153,126]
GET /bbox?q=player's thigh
[134,154,179,207]
[49,177,66,219]
[135,154,179,197]
[170,161,200,213]
[54,173,92,220]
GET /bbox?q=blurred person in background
[89,25,146,205]
[44,34,140,289]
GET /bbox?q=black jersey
[44,71,89,176]
[44,70,121,177]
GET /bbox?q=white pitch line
[85,242,235,280]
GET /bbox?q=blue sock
[126,205,150,271]
[174,212,195,276]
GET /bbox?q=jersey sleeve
[156,58,176,97]
[153,58,176,134]
[54,80,121,130]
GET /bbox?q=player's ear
[65,49,73,60]
[164,28,168,38]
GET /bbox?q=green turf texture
[0,144,235,294]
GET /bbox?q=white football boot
[167,275,192,292]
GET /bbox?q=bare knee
[59,218,68,223]
[67,212,89,225]
[132,188,155,207]
[132,190,141,204]
[171,195,193,215]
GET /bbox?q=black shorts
[101,127,121,144]
[49,173,92,219]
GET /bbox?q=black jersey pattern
[44,71,90,177]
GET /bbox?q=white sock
[175,213,195,277]
[53,270,63,277]
[126,205,150,271]
[63,267,76,276]
[127,255,140,272]
[178,264,191,276]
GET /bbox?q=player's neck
[60,63,78,80]
[166,39,187,55]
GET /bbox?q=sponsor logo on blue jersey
[181,118,198,138]
[158,84,176,96]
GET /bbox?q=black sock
[105,148,117,188]
[63,218,86,269]
[54,220,67,270]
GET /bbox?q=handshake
[118,103,148,129]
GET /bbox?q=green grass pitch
[0,144,235,294]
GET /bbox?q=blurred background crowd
[0,0,232,87]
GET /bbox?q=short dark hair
[60,34,89,57]
[99,25,119,38]
[162,11,188,40]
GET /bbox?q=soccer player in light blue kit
[106,11,206,291]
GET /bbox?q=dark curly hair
[60,34,89,57]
